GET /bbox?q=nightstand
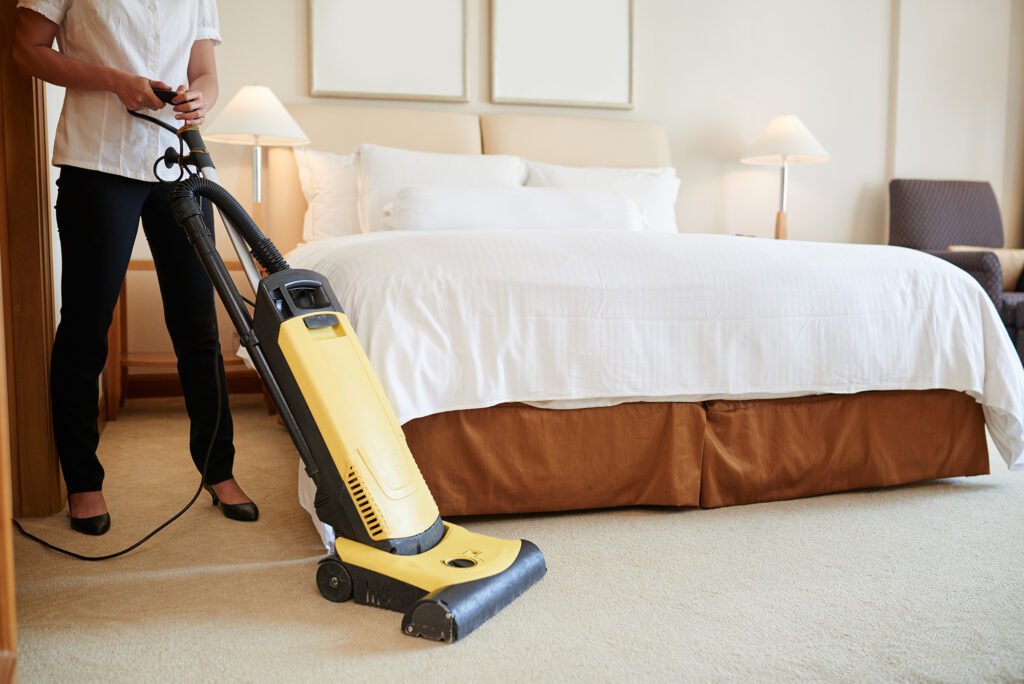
[104,259,254,420]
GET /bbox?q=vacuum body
[165,124,544,642]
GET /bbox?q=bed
[258,105,1023,534]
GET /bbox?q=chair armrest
[926,249,1003,303]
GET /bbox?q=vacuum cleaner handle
[152,88,178,105]
[174,121,263,294]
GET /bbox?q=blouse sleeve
[195,0,222,45]
[16,0,71,26]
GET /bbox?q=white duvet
[286,230,1024,472]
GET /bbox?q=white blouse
[18,0,221,182]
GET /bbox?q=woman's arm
[172,39,218,126]
[12,8,168,110]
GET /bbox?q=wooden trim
[0,8,18,661]
[127,259,246,272]
[126,369,263,398]
[123,352,248,368]
[1,3,61,519]
[0,1,18,655]
[0,234,17,684]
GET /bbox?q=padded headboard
[480,114,671,168]
[265,105,672,254]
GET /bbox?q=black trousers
[52,166,235,493]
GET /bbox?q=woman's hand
[171,85,208,126]
[114,74,169,111]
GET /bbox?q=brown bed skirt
[403,390,989,516]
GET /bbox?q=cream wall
[893,0,1014,225]
[211,0,1024,246]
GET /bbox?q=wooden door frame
[1,3,66,675]
[1,4,62,521]
[0,243,17,684]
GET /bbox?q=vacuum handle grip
[149,87,215,169]
[153,88,178,105]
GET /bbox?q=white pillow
[295,148,361,241]
[356,144,528,231]
[388,186,647,232]
[526,161,681,233]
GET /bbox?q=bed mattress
[287,230,1024,470]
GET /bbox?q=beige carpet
[12,396,1024,682]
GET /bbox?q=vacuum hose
[171,176,290,274]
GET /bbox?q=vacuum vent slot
[345,467,385,539]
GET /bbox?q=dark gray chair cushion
[889,179,1004,251]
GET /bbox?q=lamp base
[774,210,788,240]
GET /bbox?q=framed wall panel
[491,0,634,109]
[310,0,468,102]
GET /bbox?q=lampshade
[204,85,309,147]
[740,115,829,166]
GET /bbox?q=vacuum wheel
[316,557,353,603]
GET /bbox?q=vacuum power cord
[13,355,224,561]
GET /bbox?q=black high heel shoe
[203,484,259,522]
[68,497,111,536]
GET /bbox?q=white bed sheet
[285,230,1024,473]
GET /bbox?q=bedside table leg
[119,278,128,406]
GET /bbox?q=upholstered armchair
[888,179,1024,358]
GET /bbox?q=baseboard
[126,370,262,398]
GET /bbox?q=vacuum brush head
[402,540,546,642]
[326,523,546,642]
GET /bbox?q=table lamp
[740,115,829,240]
[204,85,309,207]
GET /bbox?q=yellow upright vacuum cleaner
[140,91,544,642]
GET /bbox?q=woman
[14,0,257,535]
